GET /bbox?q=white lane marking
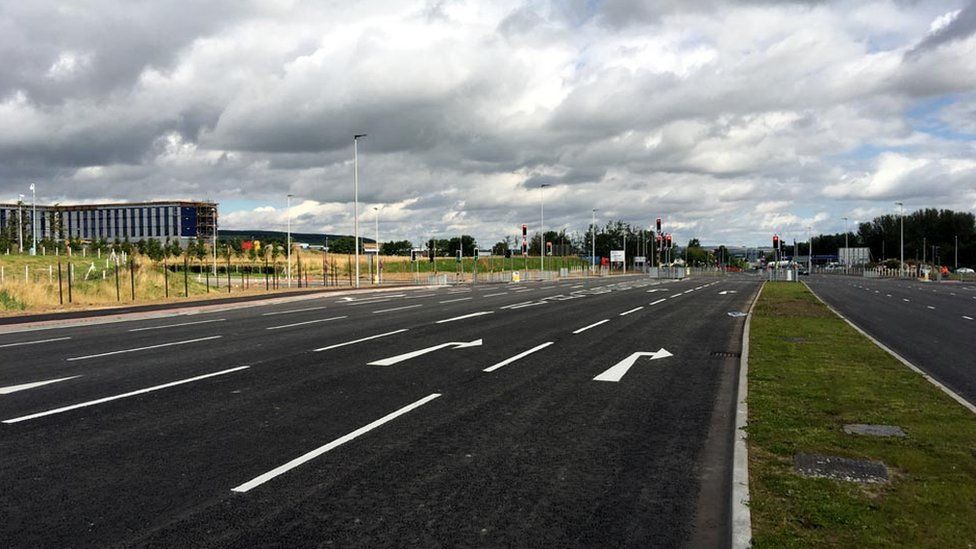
[0,337,71,349]
[903,298,910,302]
[436,311,494,324]
[571,284,584,288]
[593,349,673,382]
[372,305,422,314]
[500,301,534,309]
[927,306,936,310]
[483,292,508,297]
[964,316,974,321]
[344,298,392,306]
[266,316,347,330]
[3,366,249,424]
[66,336,222,362]
[649,298,667,306]
[671,293,683,298]
[513,289,533,293]
[313,329,408,352]
[404,293,437,299]
[507,302,546,309]
[261,306,327,316]
[886,294,892,297]
[683,289,694,294]
[130,319,227,332]
[484,342,554,373]
[619,307,644,316]
[232,393,441,493]
[0,375,81,395]
[439,297,472,304]
[573,319,610,334]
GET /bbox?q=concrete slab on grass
[843,424,907,438]
[794,453,889,483]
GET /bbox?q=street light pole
[212,206,217,276]
[591,208,597,275]
[540,184,548,278]
[895,202,904,276]
[17,194,24,253]
[807,226,813,274]
[842,216,849,272]
[286,193,293,288]
[30,183,36,256]
[353,134,367,288]
[374,206,382,284]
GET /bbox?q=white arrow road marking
[368,339,483,366]
[0,375,81,395]
[718,290,738,295]
[232,393,441,493]
[483,342,554,372]
[3,366,249,423]
[593,349,673,382]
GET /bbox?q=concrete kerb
[804,281,976,416]
[0,285,443,335]
[731,280,763,549]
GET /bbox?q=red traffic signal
[772,235,779,248]
[521,224,527,237]
[665,233,672,248]
[656,218,662,232]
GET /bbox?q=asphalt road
[0,273,760,548]
[807,275,976,406]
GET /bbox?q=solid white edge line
[572,319,610,334]
[3,366,249,423]
[0,336,72,348]
[129,319,227,332]
[0,375,82,395]
[65,336,223,361]
[619,307,643,316]
[372,304,423,314]
[231,393,441,493]
[649,298,667,306]
[805,282,976,417]
[266,316,347,330]
[731,281,762,549]
[313,329,408,352]
[483,342,554,372]
[435,311,494,324]
[261,306,328,316]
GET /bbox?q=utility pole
[30,183,37,256]
[955,235,958,270]
[353,134,367,288]
[540,184,548,277]
[895,202,904,276]
[212,206,218,277]
[374,206,382,284]
[842,216,849,273]
[286,193,293,288]
[591,208,597,275]
[17,194,24,253]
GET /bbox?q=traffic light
[656,218,662,232]
[474,248,480,260]
[546,242,552,256]
[665,233,672,249]
[428,247,435,263]
[456,249,462,263]
[772,234,779,249]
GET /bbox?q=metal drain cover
[794,453,889,483]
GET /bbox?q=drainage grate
[710,351,741,358]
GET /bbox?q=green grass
[0,289,26,310]
[748,282,976,548]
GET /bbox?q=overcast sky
[1,0,975,246]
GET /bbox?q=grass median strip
[747,282,976,547]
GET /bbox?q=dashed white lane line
[903,298,910,302]
[66,336,222,362]
[266,316,347,330]
[927,306,936,310]
[573,319,610,334]
[436,311,494,324]
[649,298,667,306]
[0,336,71,349]
[231,393,441,493]
[671,294,683,298]
[483,292,509,297]
[507,302,546,309]
[130,319,227,332]
[439,297,473,304]
[483,342,554,373]
[619,307,644,316]
[964,316,974,321]
[313,329,408,352]
[0,375,81,395]
[3,366,250,424]
[571,284,584,288]
[371,305,422,314]
[262,306,328,316]
[886,294,892,297]
[344,298,392,306]
[404,294,437,299]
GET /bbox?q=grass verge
[747,281,976,548]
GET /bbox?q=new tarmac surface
[0,273,760,548]
[807,275,976,406]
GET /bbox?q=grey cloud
[906,0,976,58]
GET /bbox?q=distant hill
[218,229,374,245]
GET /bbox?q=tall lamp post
[17,193,24,253]
[212,206,217,276]
[373,206,382,284]
[807,226,813,274]
[842,216,849,273]
[286,193,294,288]
[540,184,549,277]
[895,202,904,276]
[353,134,367,288]
[591,208,597,275]
[29,183,37,256]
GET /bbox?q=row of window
[1,206,191,240]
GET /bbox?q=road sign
[634,256,646,264]
[368,339,483,366]
[610,250,625,262]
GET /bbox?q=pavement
[0,273,760,548]
[806,275,976,406]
